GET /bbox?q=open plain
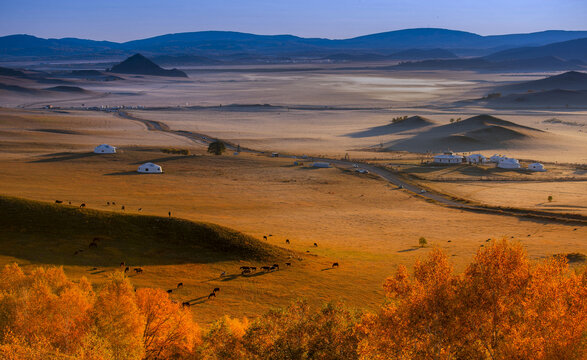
[0,65,586,325]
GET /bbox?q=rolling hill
[347,116,437,138]
[2,29,587,64]
[496,71,587,93]
[382,114,551,152]
[107,53,188,77]
[0,195,287,266]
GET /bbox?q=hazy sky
[1,0,585,42]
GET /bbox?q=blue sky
[1,0,585,42]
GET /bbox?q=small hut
[466,154,486,164]
[138,162,163,173]
[528,163,546,172]
[94,144,116,154]
[433,152,463,164]
[497,158,521,169]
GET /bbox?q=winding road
[116,110,587,226]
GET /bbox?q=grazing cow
[112,202,116,205]
[285,239,290,244]
[134,268,143,274]
[121,205,125,211]
[55,200,63,204]
[270,265,277,271]
[124,267,130,273]
[89,242,98,249]
[250,267,257,271]
[168,211,171,217]
[107,202,110,205]
[332,262,339,268]
[138,208,142,211]
[74,249,83,255]
[68,201,72,205]
[213,288,220,293]
[120,262,125,267]
[239,266,250,270]
[167,289,173,293]
[272,264,279,270]
[261,266,271,271]
[182,301,191,307]
[268,234,273,237]
[242,269,251,275]
[285,262,291,267]
[80,203,86,208]
[208,292,216,299]
[220,271,226,277]
[177,283,183,288]
[314,243,318,247]
[263,236,268,241]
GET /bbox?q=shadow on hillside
[103,171,142,176]
[30,152,98,163]
[130,155,195,165]
[398,247,420,253]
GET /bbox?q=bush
[161,148,190,155]
[418,237,427,247]
[207,141,226,156]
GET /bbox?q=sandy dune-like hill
[107,53,188,77]
[44,85,90,93]
[483,89,587,108]
[0,82,43,94]
[497,71,587,94]
[382,114,551,152]
[347,116,437,138]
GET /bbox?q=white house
[528,163,546,172]
[466,154,486,164]
[497,157,521,169]
[312,162,331,168]
[94,144,116,154]
[433,152,463,164]
[489,154,505,163]
[137,162,163,173]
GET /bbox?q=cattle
[167,289,173,294]
[332,262,339,268]
[182,301,191,307]
[250,267,257,271]
[68,201,72,205]
[261,266,271,271]
[55,200,63,204]
[220,271,226,277]
[177,283,183,288]
[107,202,110,205]
[272,264,279,270]
[285,239,290,244]
[263,235,268,241]
[168,211,172,217]
[270,265,277,271]
[239,266,250,270]
[241,269,251,275]
[121,205,125,211]
[134,268,143,274]
[138,208,142,211]
[74,249,84,255]
[208,292,216,299]
[80,203,86,208]
[213,288,220,293]
[124,267,130,273]
[112,202,116,205]
[89,242,98,249]
[285,262,291,267]
[120,262,125,267]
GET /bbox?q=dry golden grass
[0,107,585,325]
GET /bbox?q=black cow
[167,289,173,294]
[332,262,339,268]
[208,292,216,299]
[55,200,63,204]
[213,288,220,293]
[285,263,291,267]
[177,282,183,288]
[182,302,191,307]
[314,243,318,247]
[89,242,98,249]
[240,266,250,270]
[250,267,257,271]
[80,203,86,208]
[124,267,130,273]
[134,268,143,274]
[285,239,290,244]
[261,266,271,271]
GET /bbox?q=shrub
[208,141,226,155]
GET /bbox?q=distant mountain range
[1,28,587,71]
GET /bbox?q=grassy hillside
[0,195,288,267]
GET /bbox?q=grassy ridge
[0,195,287,266]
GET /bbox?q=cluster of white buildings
[433,151,546,172]
[93,144,163,173]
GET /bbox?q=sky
[1,0,585,42]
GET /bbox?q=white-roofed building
[433,152,463,164]
[138,162,163,173]
[497,157,521,169]
[94,144,116,154]
[528,163,546,172]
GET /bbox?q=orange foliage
[358,239,587,359]
[0,239,584,359]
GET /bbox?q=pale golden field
[0,68,586,325]
[0,106,585,325]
